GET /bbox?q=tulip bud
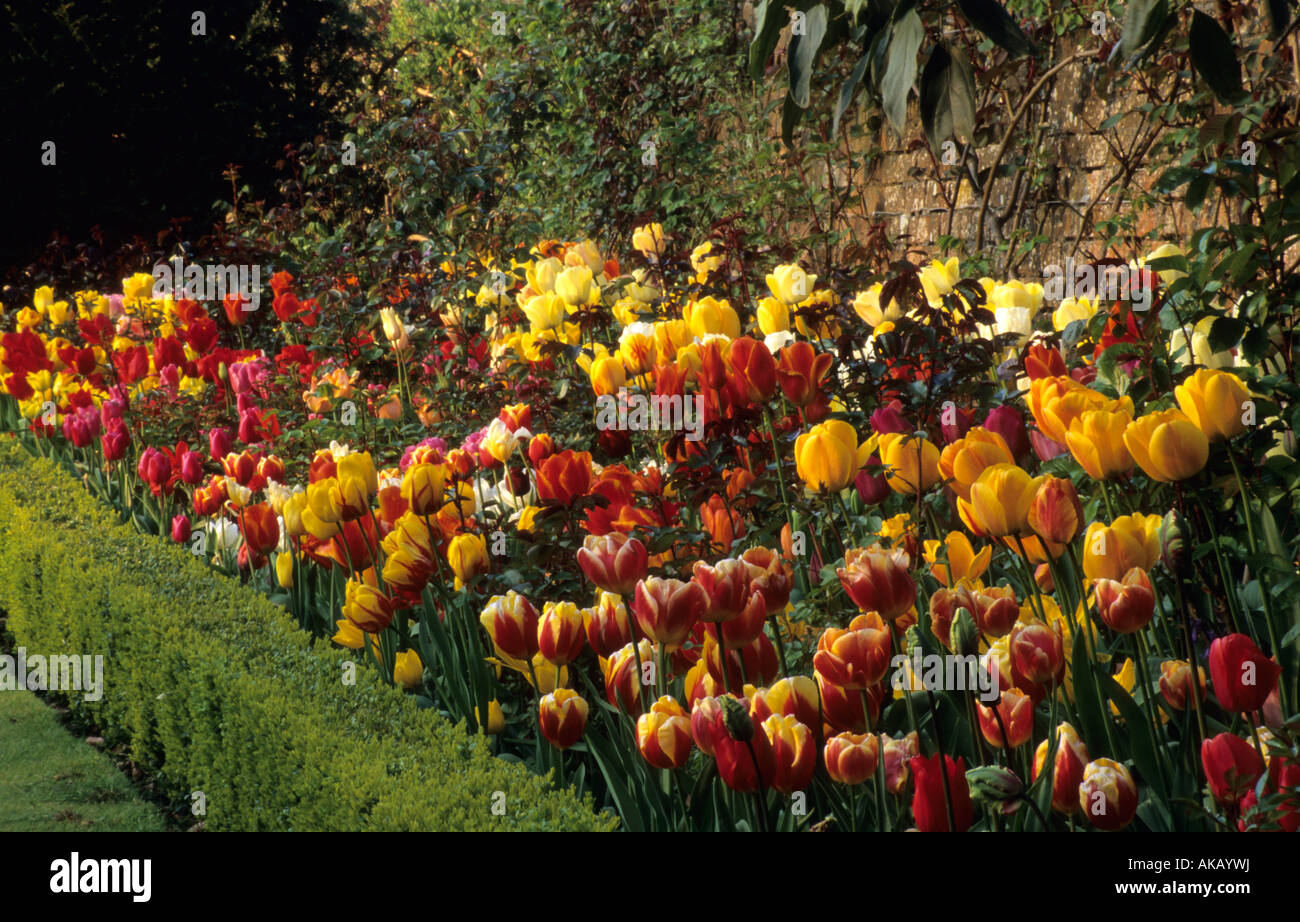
[1028,476,1083,544]
[476,700,506,735]
[538,600,586,666]
[1158,509,1188,575]
[965,765,1024,803]
[910,753,974,831]
[1200,733,1265,805]
[170,513,191,544]
[950,608,980,658]
[1208,633,1281,714]
[1158,659,1207,711]
[720,694,754,742]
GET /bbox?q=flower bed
[0,441,612,831]
[1,230,1298,832]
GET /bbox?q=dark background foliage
[0,0,373,277]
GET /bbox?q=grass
[0,689,165,832]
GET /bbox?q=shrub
[0,441,615,831]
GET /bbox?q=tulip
[690,558,754,622]
[240,502,280,556]
[690,696,726,755]
[401,462,447,516]
[101,423,131,461]
[977,688,1034,749]
[716,591,768,650]
[1175,368,1253,442]
[1032,722,1090,814]
[877,432,941,495]
[538,688,589,750]
[763,714,816,794]
[1008,619,1064,689]
[447,533,489,587]
[588,354,627,397]
[576,532,648,595]
[740,547,794,614]
[170,514,191,544]
[766,264,816,305]
[711,704,777,794]
[1028,476,1084,544]
[973,585,1020,638]
[636,696,693,769]
[480,591,540,661]
[755,676,820,731]
[776,342,834,407]
[1079,758,1138,830]
[982,405,1030,461]
[1093,567,1155,634]
[883,732,920,795]
[1081,514,1162,580]
[1158,660,1207,711]
[703,630,781,692]
[393,650,424,688]
[582,591,636,657]
[538,601,586,666]
[728,336,777,404]
[1028,376,1110,445]
[813,612,892,690]
[468,699,504,735]
[1201,733,1265,805]
[342,578,395,633]
[794,420,862,493]
[958,463,1043,539]
[938,428,1014,499]
[837,546,915,621]
[632,577,709,647]
[698,495,744,551]
[1064,404,1134,480]
[536,449,594,505]
[1208,633,1281,714]
[137,447,172,496]
[602,639,654,714]
[825,732,880,785]
[910,753,973,831]
[923,532,991,587]
[1123,408,1210,482]
[208,426,232,462]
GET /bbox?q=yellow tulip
[1064,400,1134,480]
[1081,514,1162,580]
[555,265,595,307]
[631,223,667,258]
[919,257,960,305]
[938,427,1014,499]
[766,264,817,306]
[756,296,790,335]
[923,531,991,587]
[684,296,740,339]
[1174,368,1253,442]
[1123,408,1209,482]
[589,354,626,396]
[794,420,862,494]
[476,699,507,734]
[525,257,562,294]
[394,650,424,688]
[878,432,941,495]
[1028,375,1110,445]
[523,292,566,331]
[959,463,1043,538]
[448,533,490,588]
[332,619,365,649]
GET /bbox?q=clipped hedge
[0,442,615,831]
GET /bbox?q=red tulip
[633,578,709,647]
[977,688,1034,749]
[1208,633,1281,714]
[1200,733,1265,805]
[536,449,594,505]
[240,503,280,556]
[813,612,892,690]
[727,336,777,404]
[171,514,192,544]
[910,753,973,832]
[1094,567,1155,634]
[776,341,833,407]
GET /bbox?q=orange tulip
[813,611,892,690]
[1028,476,1084,544]
[938,427,1014,499]
[825,732,880,785]
[837,545,915,621]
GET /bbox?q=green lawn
[0,690,164,831]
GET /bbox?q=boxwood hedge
[0,442,615,831]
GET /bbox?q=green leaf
[1072,635,1110,758]
[789,4,830,108]
[881,9,924,135]
[748,0,787,81]
[1097,673,1168,805]
[833,51,872,135]
[957,0,1036,58]
[1189,10,1245,104]
[1208,316,1246,352]
[781,92,804,147]
[919,42,976,153]
[1119,0,1170,63]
